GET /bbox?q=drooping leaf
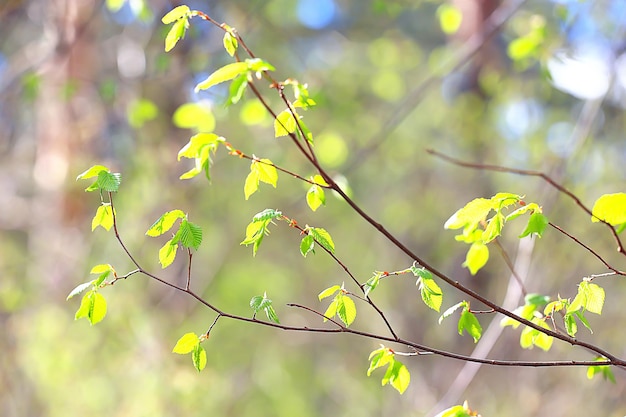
[165,18,188,52]
[226,74,248,106]
[306,184,326,211]
[300,234,315,257]
[462,242,489,275]
[519,212,549,238]
[367,346,394,376]
[159,237,179,268]
[243,170,259,200]
[75,291,107,325]
[91,204,114,231]
[192,344,207,372]
[223,31,238,56]
[337,295,356,327]
[195,62,249,92]
[364,272,383,297]
[146,210,186,236]
[382,360,410,394]
[417,274,443,312]
[178,133,221,160]
[322,297,339,322]
[274,109,299,137]
[255,159,278,187]
[458,309,482,342]
[173,332,200,354]
[482,212,503,243]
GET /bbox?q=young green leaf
[567,281,605,315]
[318,285,341,301]
[367,347,410,394]
[322,297,339,322]
[146,210,186,236]
[75,290,107,325]
[300,234,315,257]
[161,5,191,24]
[274,109,299,137]
[308,227,335,254]
[92,204,114,231]
[337,295,356,327]
[367,346,394,376]
[192,344,207,372]
[519,212,549,238]
[587,358,616,383]
[164,18,188,52]
[591,193,626,225]
[159,237,179,268]
[252,208,283,222]
[244,159,278,200]
[195,62,249,92]
[306,184,326,211]
[363,272,383,297]
[223,31,238,56]
[173,332,200,354]
[67,281,96,300]
[76,165,110,180]
[458,309,482,342]
[178,219,203,250]
[417,274,443,312]
[226,74,248,106]
[178,133,221,160]
[444,198,493,231]
[462,242,489,275]
[94,170,122,192]
[439,301,465,325]
[382,360,410,394]
[482,212,503,243]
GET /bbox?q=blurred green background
[2,0,626,415]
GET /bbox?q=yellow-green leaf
[337,295,356,327]
[165,19,187,52]
[591,193,626,225]
[161,5,190,24]
[463,242,489,275]
[388,361,410,394]
[444,198,493,231]
[75,291,107,325]
[318,285,341,301]
[159,238,178,268]
[173,332,200,354]
[244,170,259,200]
[76,165,109,180]
[91,204,114,231]
[274,109,298,137]
[146,210,185,237]
[223,31,238,56]
[255,159,278,187]
[195,62,249,92]
[306,184,325,211]
[192,344,207,372]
